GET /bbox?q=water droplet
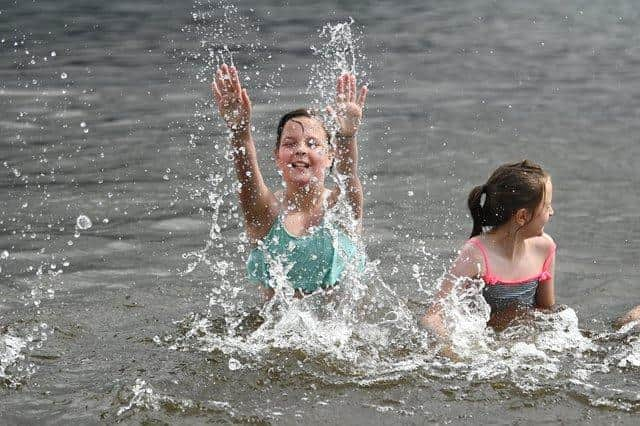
[228,357,242,371]
[407,190,414,197]
[80,121,86,128]
[0,250,9,259]
[76,215,92,230]
[50,51,56,57]
[60,72,68,79]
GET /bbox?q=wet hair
[468,160,549,238]
[275,108,331,150]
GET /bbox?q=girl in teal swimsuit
[420,160,557,337]
[212,64,368,299]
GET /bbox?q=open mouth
[290,161,309,169]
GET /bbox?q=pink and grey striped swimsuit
[468,238,556,312]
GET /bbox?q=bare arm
[535,236,556,308]
[615,305,640,328]
[212,64,278,239]
[328,73,368,221]
[419,243,484,339]
[535,253,555,308]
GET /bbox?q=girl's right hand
[212,64,252,133]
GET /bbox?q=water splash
[0,325,48,388]
[0,333,28,387]
[166,3,640,415]
[307,18,368,112]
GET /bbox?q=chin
[286,175,313,188]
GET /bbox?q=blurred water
[1,0,639,423]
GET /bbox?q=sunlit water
[1,0,639,423]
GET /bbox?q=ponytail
[468,184,486,238]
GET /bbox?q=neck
[487,224,526,260]
[283,182,326,213]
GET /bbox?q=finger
[230,66,242,96]
[215,68,226,92]
[220,63,234,93]
[336,74,344,103]
[357,86,368,108]
[349,74,356,102]
[241,88,252,114]
[343,74,351,102]
[211,81,223,104]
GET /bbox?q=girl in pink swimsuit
[420,160,557,337]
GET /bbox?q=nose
[294,142,308,155]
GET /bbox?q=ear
[514,208,531,226]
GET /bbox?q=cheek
[311,151,330,168]
[275,147,291,161]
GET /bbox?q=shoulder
[532,233,556,260]
[460,238,485,262]
[451,239,486,278]
[531,233,556,254]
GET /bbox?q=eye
[308,138,319,148]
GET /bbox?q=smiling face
[275,116,333,189]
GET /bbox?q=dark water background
[1,0,639,423]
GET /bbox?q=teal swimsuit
[246,215,364,293]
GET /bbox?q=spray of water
[127,1,640,417]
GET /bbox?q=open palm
[212,63,252,132]
[328,73,368,138]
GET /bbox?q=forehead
[281,116,326,138]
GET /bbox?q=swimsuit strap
[467,238,496,284]
[539,241,557,282]
[469,238,557,285]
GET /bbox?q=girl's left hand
[327,73,367,138]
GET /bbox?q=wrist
[230,126,251,139]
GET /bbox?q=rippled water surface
[1,0,639,423]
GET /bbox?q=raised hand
[212,63,252,133]
[327,73,368,138]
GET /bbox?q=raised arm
[327,73,368,221]
[212,64,277,239]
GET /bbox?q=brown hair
[468,160,549,237]
[275,108,330,150]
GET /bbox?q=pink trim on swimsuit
[467,238,556,286]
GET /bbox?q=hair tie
[479,184,488,208]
